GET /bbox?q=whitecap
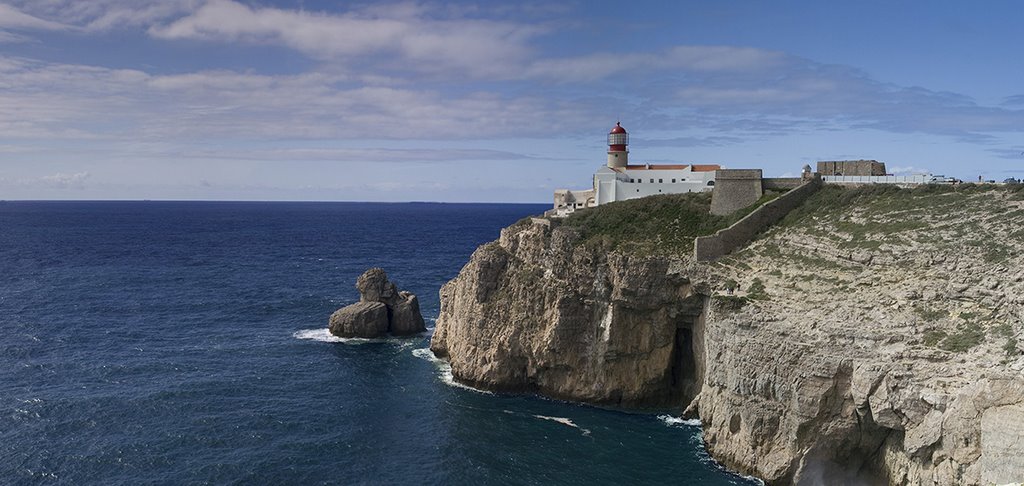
[658,414,701,427]
[533,415,592,436]
[412,348,493,394]
[292,328,386,344]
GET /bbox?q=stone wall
[710,169,764,216]
[817,160,886,176]
[762,177,802,190]
[694,176,823,261]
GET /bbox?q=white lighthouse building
[552,122,720,216]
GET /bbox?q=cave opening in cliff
[669,295,706,408]
[671,327,701,407]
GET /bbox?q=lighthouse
[607,122,629,168]
[551,121,720,216]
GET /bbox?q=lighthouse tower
[607,122,629,168]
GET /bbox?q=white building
[552,122,720,216]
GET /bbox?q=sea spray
[412,348,494,394]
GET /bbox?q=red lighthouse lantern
[607,122,629,168]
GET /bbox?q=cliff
[430,185,1024,485]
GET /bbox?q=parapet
[715,169,764,180]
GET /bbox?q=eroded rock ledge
[431,186,1024,485]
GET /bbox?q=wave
[658,414,701,427]
[294,328,431,345]
[292,328,387,344]
[411,348,493,395]
[533,415,592,436]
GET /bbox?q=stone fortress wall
[695,175,823,261]
[817,160,887,176]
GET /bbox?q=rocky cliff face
[430,218,710,407]
[430,186,1024,485]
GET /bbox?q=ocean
[0,201,759,485]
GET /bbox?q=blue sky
[1,0,1022,201]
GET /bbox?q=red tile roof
[624,164,689,170]
[622,164,721,171]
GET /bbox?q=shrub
[713,295,749,311]
[923,330,947,347]
[747,277,768,300]
[1004,337,1019,357]
[939,323,984,353]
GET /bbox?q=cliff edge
[430,186,1024,485]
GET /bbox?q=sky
[1,0,1023,202]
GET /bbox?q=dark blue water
[0,201,758,485]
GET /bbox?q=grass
[561,192,740,255]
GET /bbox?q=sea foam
[293,328,386,344]
[533,415,592,436]
[412,348,493,394]
[658,414,701,427]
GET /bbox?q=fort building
[817,160,887,176]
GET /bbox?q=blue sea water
[0,201,759,485]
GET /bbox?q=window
[658,179,663,183]
[672,179,676,183]
[708,181,715,186]
[650,178,654,183]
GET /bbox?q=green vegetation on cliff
[725,182,1024,361]
[561,192,781,255]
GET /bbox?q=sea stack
[329,268,425,338]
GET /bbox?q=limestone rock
[980,405,1024,485]
[356,267,397,303]
[328,301,388,338]
[430,220,706,407]
[328,268,425,337]
[431,187,1024,485]
[390,291,425,336]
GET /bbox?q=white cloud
[167,147,539,162]
[0,3,68,30]
[4,0,196,31]
[148,0,540,78]
[0,29,33,43]
[0,55,596,144]
[39,171,91,188]
[888,166,931,175]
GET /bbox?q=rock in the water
[328,301,388,338]
[356,267,397,303]
[328,268,425,337]
[390,291,426,336]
